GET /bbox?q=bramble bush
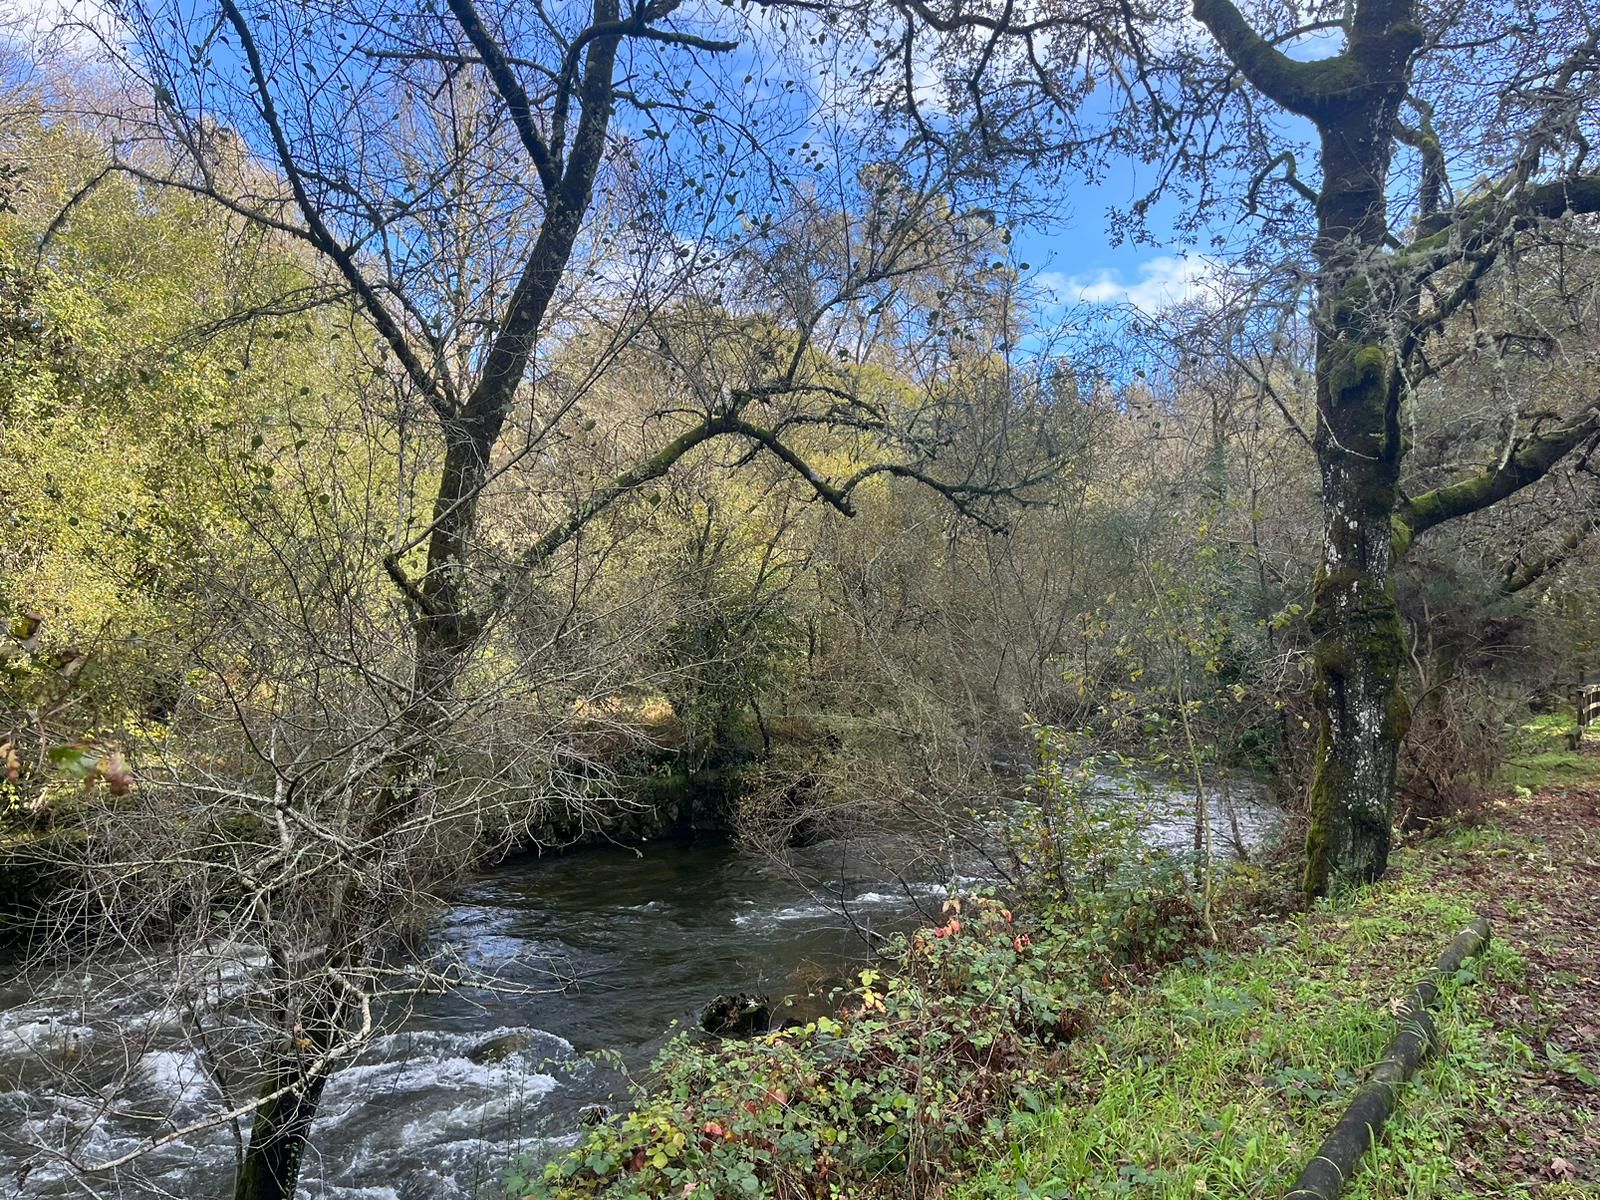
[517,748,1209,1200]
[1008,729,1206,971]
[520,898,1074,1200]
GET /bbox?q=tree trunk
[1300,18,1417,898]
[1191,4,1600,899]
[226,6,625,1194]
[1303,372,1409,896]
[234,1060,331,1200]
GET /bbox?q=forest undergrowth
[518,740,1600,1200]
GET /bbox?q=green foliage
[1054,503,1300,791]
[523,899,1070,1199]
[639,500,809,768]
[1010,729,1158,894]
[953,866,1520,1200]
[1511,711,1577,751]
[520,763,1207,1200]
[0,106,389,828]
[1017,732,1212,975]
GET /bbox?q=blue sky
[1008,21,1340,314]
[8,0,1344,318]
[1019,187,1208,313]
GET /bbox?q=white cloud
[1049,254,1216,313]
[2,0,121,56]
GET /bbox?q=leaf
[46,744,99,779]
[1545,1045,1600,1088]
[102,750,134,796]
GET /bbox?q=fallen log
[1286,916,1492,1200]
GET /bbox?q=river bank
[526,751,1600,1200]
[0,762,1277,1199]
[960,781,1599,1200]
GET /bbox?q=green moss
[1303,560,1410,897]
[1298,56,1366,102]
[1400,487,1448,533]
[1330,276,1376,332]
[1390,513,1415,561]
[1509,711,1577,754]
[1302,719,1337,899]
[1495,712,1599,789]
[1308,570,1408,685]
[1389,685,1413,742]
[1327,344,1390,409]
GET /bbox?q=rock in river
[699,992,771,1037]
[467,1031,530,1064]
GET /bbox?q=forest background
[3,1,1600,1198]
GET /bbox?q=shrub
[1398,677,1507,829]
[518,741,1210,1200]
[522,899,1073,1200]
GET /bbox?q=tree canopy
[4,3,1600,1196]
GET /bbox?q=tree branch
[217,0,457,418]
[1394,94,1447,223]
[1397,406,1600,540]
[489,411,742,608]
[1192,0,1360,120]
[1503,515,1597,594]
[1246,149,1320,213]
[445,0,561,196]
[459,0,622,428]
[1398,174,1600,281]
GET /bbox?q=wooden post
[1577,683,1600,738]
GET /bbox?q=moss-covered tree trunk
[1193,0,1422,898]
[1303,330,1409,896]
[1302,73,1418,896]
[1302,93,1422,898]
[1196,0,1600,898]
[1298,10,1422,899]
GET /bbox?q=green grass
[1515,712,1577,748]
[1493,711,1600,790]
[1497,749,1600,791]
[952,861,1529,1200]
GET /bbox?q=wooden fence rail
[1578,683,1600,733]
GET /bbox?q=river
[0,781,1281,1199]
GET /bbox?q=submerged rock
[466,1032,529,1064]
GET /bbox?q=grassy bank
[960,737,1599,1200]
[518,750,1600,1200]
[956,853,1524,1200]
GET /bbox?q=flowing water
[0,781,1281,1199]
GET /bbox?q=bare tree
[3,2,1122,1195]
